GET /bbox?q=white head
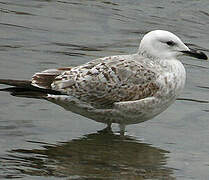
[138,30,207,60]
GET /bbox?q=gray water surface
[0,0,209,179]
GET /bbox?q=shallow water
[0,0,209,179]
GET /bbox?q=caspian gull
[0,30,207,135]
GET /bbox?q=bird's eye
[166,41,175,46]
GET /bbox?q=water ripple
[0,132,174,179]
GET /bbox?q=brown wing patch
[32,73,59,89]
[82,81,159,109]
[49,57,161,109]
[31,67,72,89]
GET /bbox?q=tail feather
[0,79,31,88]
[0,87,47,98]
[0,79,63,98]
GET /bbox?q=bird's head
[138,30,207,60]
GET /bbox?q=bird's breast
[157,60,186,99]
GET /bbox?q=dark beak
[181,49,208,60]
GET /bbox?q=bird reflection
[2,132,175,179]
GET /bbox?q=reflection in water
[1,132,174,179]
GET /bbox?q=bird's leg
[119,124,126,136]
[98,122,112,134]
[106,122,112,131]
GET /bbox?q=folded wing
[48,56,160,108]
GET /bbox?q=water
[0,0,209,179]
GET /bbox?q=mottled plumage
[34,56,160,109]
[0,30,207,135]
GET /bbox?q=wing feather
[51,55,160,108]
[31,67,72,89]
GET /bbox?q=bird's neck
[138,48,175,62]
[138,49,161,61]
[136,51,186,95]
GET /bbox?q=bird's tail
[0,79,62,99]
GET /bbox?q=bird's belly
[113,96,177,125]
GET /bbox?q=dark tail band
[0,79,63,98]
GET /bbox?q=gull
[0,30,207,135]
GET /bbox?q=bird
[0,30,207,135]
